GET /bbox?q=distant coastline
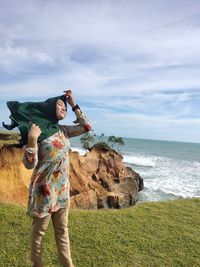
[1,126,200,144]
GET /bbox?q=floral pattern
[23,113,92,218]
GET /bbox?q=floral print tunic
[23,113,92,218]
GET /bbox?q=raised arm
[22,124,41,169]
[59,90,92,138]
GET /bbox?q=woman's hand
[28,124,42,147]
[64,90,76,107]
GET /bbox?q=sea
[69,136,200,204]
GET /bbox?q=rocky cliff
[0,143,143,209]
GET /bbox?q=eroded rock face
[69,143,143,209]
[0,145,31,205]
[0,143,143,209]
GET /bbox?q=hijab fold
[2,95,67,146]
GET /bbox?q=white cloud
[1,0,200,142]
[0,46,53,73]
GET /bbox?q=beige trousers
[30,207,75,267]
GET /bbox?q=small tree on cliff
[80,133,125,153]
[108,135,116,148]
[80,132,95,150]
[115,137,125,153]
[98,133,105,142]
[108,135,125,152]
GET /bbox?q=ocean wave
[137,188,184,203]
[140,158,200,200]
[192,161,200,167]
[71,147,86,156]
[123,153,200,202]
[122,154,158,167]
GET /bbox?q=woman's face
[56,99,67,120]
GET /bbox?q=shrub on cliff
[90,141,112,152]
[80,132,95,150]
[80,132,125,152]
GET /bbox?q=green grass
[0,130,20,148]
[0,198,200,267]
[0,139,19,148]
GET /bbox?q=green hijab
[2,95,67,146]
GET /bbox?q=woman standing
[4,90,92,267]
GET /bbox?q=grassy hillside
[0,198,200,267]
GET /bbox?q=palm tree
[115,137,125,153]
[108,135,116,148]
[98,133,105,142]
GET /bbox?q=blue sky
[1,0,200,142]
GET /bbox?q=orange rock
[0,143,143,209]
[68,143,143,209]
